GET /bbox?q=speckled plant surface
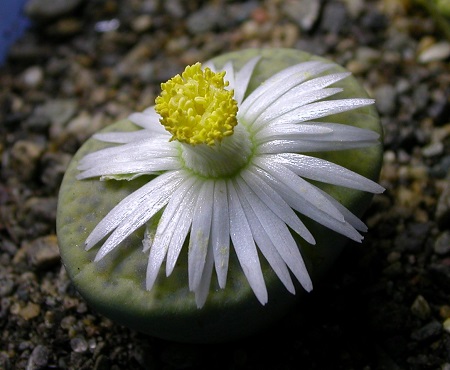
[57,48,383,342]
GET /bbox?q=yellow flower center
[155,63,238,146]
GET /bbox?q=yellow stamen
[155,63,238,146]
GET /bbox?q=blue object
[0,0,31,66]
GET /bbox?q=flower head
[155,62,238,146]
[77,57,384,308]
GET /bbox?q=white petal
[188,180,214,292]
[155,177,199,275]
[194,243,214,308]
[78,157,181,179]
[85,171,183,250]
[258,138,380,154]
[146,178,199,290]
[316,187,368,232]
[252,88,343,130]
[227,180,268,305]
[234,56,261,105]
[273,153,385,193]
[266,99,375,125]
[211,179,230,288]
[234,181,296,294]
[235,178,313,292]
[255,122,333,143]
[255,121,378,144]
[142,216,160,252]
[240,169,315,244]
[93,130,155,144]
[296,72,351,91]
[239,61,334,120]
[257,121,381,153]
[78,138,177,172]
[93,172,185,261]
[312,121,381,141]
[128,109,169,133]
[249,73,351,128]
[250,164,364,242]
[253,157,345,222]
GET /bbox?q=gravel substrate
[1,0,450,369]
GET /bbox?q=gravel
[1,0,449,369]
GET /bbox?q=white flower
[77,57,385,308]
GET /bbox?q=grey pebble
[282,0,321,31]
[434,231,450,255]
[411,321,442,342]
[70,336,88,353]
[33,99,78,127]
[186,4,226,34]
[375,84,397,116]
[26,345,49,370]
[410,295,431,320]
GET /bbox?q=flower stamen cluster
[155,63,238,146]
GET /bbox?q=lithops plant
[57,48,384,343]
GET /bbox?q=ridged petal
[227,180,268,305]
[194,243,215,308]
[188,180,215,291]
[146,177,199,290]
[240,169,315,244]
[92,171,185,260]
[252,88,343,130]
[239,61,333,119]
[266,98,374,126]
[272,153,385,193]
[128,107,168,132]
[78,138,178,172]
[78,157,181,179]
[211,179,230,288]
[234,57,260,104]
[234,180,296,294]
[250,164,364,242]
[85,171,183,250]
[235,178,313,292]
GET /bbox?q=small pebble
[411,321,442,341]
[131,15,152,33]
[374,84,397,115]
[434,231,450,255]
[418,42,450,63]
[422,142,444,157]
[411,295,431,320]
[26,235,60,270]
[444,318,450,334]
[281,0,321,31]
[19,302,40,320]
[70,336,88,353]
[27,345,49,370]
[10,140,45,181]
[21,66,44,88]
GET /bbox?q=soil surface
[1,1,450,369]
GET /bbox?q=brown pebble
[19,302,41,320]
[26,235,60,270]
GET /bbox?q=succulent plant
[57,48,384,343]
